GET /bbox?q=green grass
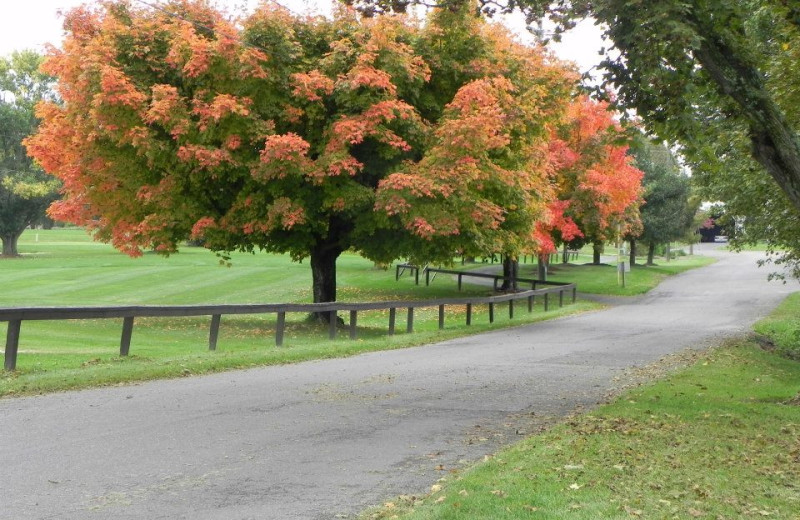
[727,241,771,252]
[754,292,800,360]
[364,301,800,520]
[532,255,716,296]
[0,229,599,396]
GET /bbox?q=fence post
[209,314,221,351]
[426,269,430,286]
[466,303,472,325]
[347,310,356,339]
[493,278,498,291]
[438,304,445,330]
[4,319,21,371]
[489,302,494,323]
[544,293,549,312]
[275,312,286,346]
[120,316,134,356]
[395,264,400,281]
[559,290,564,307]
[414,267,419,285]
[509,299,514,319]
[458,273,462,291]
[407,307,414,333]
[572,286,577,303]
[389,307,396,335]
[329,311,337,340]
[528,295,534,312]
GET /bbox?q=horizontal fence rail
[421,267,575,293]
[1,280,576,372]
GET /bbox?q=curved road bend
[1,245,796,520]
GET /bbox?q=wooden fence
[1,279,576,372]
[395,264,578,291]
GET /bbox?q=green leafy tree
[629,136,693,265]
[0,50,59,257]
[687,118,800,280]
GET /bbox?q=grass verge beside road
[754,292,800,361]
[365,294,800,520]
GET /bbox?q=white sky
[0,0,605,75]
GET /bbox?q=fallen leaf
[435,496,446,503]
[569,483,582,490]
[458,490,469,497]
[430,484,442,494]
[490,490,507,497]
[688,508,703,517]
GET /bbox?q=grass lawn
[727,241,771,252]
[754,292,800,360]
[530,256,716,296]
[364,294,800,520]
[1,229,598,397]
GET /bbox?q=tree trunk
[1,233,20,257]
[592,241,603,265]
[537,254,547,281]
[500,256,518,291]
[646,241,656,266]
[629,239,636,267]
[310,245,342,323]
[562,243,569,264]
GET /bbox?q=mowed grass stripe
[2,255,307,305]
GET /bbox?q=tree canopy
[525,0,800,276]
[630,136,693,265]
[28,0,602,303]
[353,0,800,278]
[537,96,642,259]
[0,50,59,256]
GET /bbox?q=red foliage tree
[537,96,643,265]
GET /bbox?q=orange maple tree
[26,1,589,303]
[27,2,433,305]
[535,96,643,264]
[374,10,577,266]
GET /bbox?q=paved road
[1,245,796,520]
